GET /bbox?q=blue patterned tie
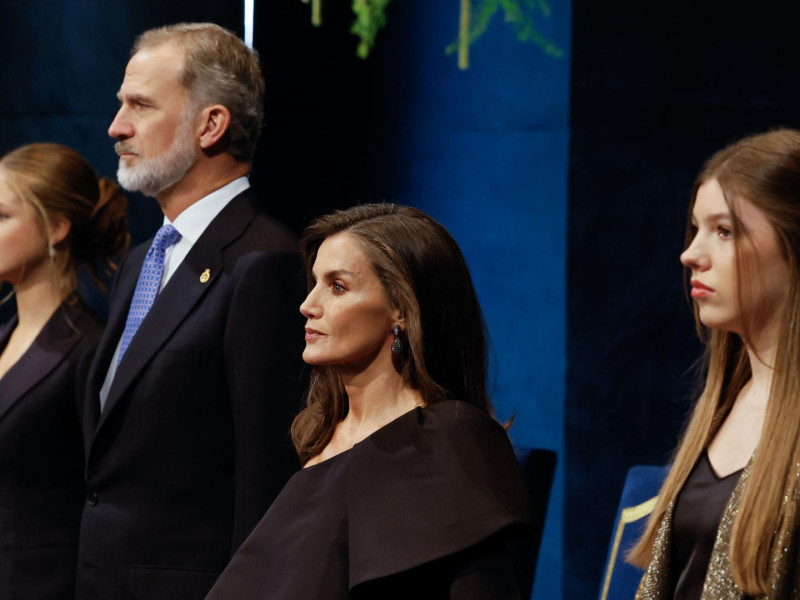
[117,224,181,365]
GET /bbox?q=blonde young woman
[629,129,800,598]
[0,143,128,599]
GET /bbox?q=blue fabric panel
[353,3,571,599]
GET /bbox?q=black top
[205,401,532,600]
[0,299,102,600]
[671,451,744,599]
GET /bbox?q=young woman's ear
[49,216,71,247]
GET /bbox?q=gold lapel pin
[200,268,211,283]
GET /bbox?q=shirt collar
[164,176,250,244]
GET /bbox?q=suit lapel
[0,315,17,351]
[83,246,145,440]
[0,303,83,424]
[95,190,260,431]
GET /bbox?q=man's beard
[116,111,196,198]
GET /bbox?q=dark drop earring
[391,324,403,354]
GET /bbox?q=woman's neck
[705,343,773,477]
[743,323,780,409]
[13,278,66,331]
[342,368,422,432]
[746,347,776,405]
[0,280,66,381]
[304,366,423,468]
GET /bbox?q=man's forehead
[121,43,184,90]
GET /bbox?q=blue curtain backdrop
[254,4,570,599]
[344,5,570,600]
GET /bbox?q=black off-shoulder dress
[206,400,532,600]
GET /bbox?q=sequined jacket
[636,464,800,599]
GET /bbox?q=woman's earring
[48,244,56,259]
[391,324,403,354]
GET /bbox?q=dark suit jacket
[77,190,306,600]
[0,299,102,600]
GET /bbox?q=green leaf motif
[302,0,563,66]
[351,0,392,59]
[446,0,564,59]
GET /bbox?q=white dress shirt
[98,177,250,409]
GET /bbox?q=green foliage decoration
[300,0,563,68]
[351,0,392,59]
[447,0,564,67]
[300,0,322,26]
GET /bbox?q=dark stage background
[568,1,800,598]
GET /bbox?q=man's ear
[197,105,231,149]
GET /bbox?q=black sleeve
[449,536,522,600]
[225,248,307,551]
[353,535,522,600]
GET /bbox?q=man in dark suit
[77,23,306,600]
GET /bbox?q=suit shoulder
[247,212,300,251]
[233,189,301,251]
[225,211,301,261]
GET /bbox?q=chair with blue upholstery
[598,464,669,600]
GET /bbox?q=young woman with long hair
[630,129,800,598]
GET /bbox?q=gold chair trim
[599,495,658,600]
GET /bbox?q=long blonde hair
[629,129,800,594]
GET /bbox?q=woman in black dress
[630,129,800,598]
[207,203,531,599]
[0,142,128,599]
